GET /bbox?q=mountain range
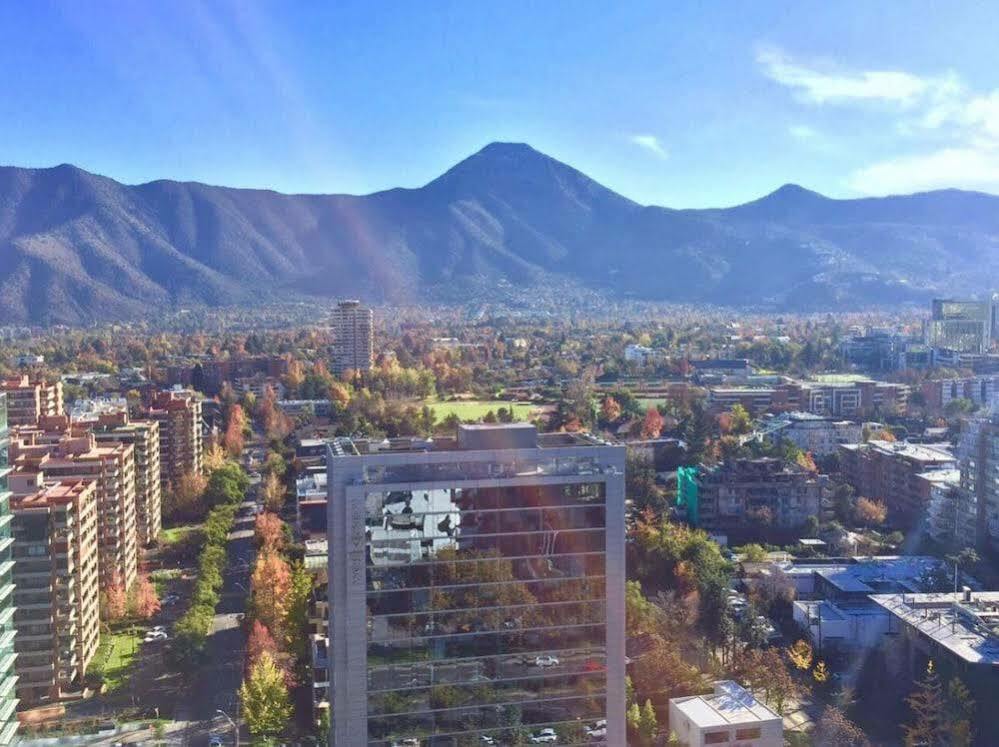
[3,141,999,324]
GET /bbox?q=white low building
[669,680,783,747]
[756,411,862,456]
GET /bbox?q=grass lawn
[149,567,182,595]
[90,628,143,692]
[426,399,535,422]
[159,524,201,546]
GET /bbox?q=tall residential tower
[331,300,374,374]
[327,423,626,746]
[0,394,20,743]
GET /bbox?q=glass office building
[0,394,19,743]
[328,424,625,746]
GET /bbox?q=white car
[529,729,558,744]
[533,655,560,667]
[480,737,496,745]
[585,719,607,739]
[144,630,169,642]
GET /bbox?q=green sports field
[426,400,536,422]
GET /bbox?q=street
[175,496,258,746]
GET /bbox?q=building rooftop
[329,424,611,457]
[671,680,781,728]
[779,555,944,593]
[842,440,955,463]
[871,591,999,666]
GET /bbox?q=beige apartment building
[10,425,138,592]
[92,412,162,546]
[146,390,202,494]
[9,477,100,705]
[0,376,63,427]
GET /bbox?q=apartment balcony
[0,695,16,726]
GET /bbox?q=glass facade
[0,394,17,743]
[329,429,625,747]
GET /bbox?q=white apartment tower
[331,300,374,374]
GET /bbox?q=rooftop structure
[870,591,999,667]
[669,680,783,747]
[0,375,62,427]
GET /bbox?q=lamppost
[216,707,239,747]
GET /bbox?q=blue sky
[2,1,999,207]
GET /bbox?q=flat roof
[672,680,781,728]
[330,424,611,457]
[871,592,999,666]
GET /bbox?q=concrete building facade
[92,413,162,547]
[146,390,203,495]
[669,681,783,747]
[326,424,626,746]
[0,395,19,742]
[0,376,63,427]
[11,428,138,592]
[11,478,100,705]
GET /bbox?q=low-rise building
[678,458,829,533]
[11,478,100,705]
[921,375,999,413]
[756,412,862,456]
[838,441,955,529]
[669,680,783,747]
[786,556,944,653]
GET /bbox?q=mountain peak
[763,183,824,201]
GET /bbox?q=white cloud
[628,134,669,160]
[756,46,930,105]
[848,147,999,195]
[758,45,999,194]
[788,124,819,140]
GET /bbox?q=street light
[216,707,239,747]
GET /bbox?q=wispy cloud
[788,124,819,141]
[759,45,999,194]
[628,134,669,160]
[756,45,930,105]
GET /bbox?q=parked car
[208,737,224,747]
[480,737,496,745]
[144,630,169,642]
[529,728,558,744]
[585,719,607,739]
[533,655,560,667]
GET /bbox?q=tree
[639,699,658,744]
[903,660,944,747]
[812,660,829,684]
[943,676,974,747]
[640,407,665,439]
[284,561,313,661]
[729,403,752,435]
[251,551,292,640]
[240,650,293,738]
[737,543,768,563]
[261,472,285,512]
[129,573,161,619]
[223,403,247,457]
[788,639,814,671]
[813,705,870,747]
[166,471,208,520]
[102,572,128,622]
[246,619,280,669]
[855,496,887,528]
[946,548,980,593]
[203,442,227,471]
[600,396,622,424]
[255,511,285,552]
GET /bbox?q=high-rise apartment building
[10,427,138,592]
[92,412,162,547]
[927,298,994,354]
[146,390,203,494]
[10,477,100,705]
[0,376,63,427]
[331,300,374,374]
[327,423,626,746]
[0,395,20,743]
